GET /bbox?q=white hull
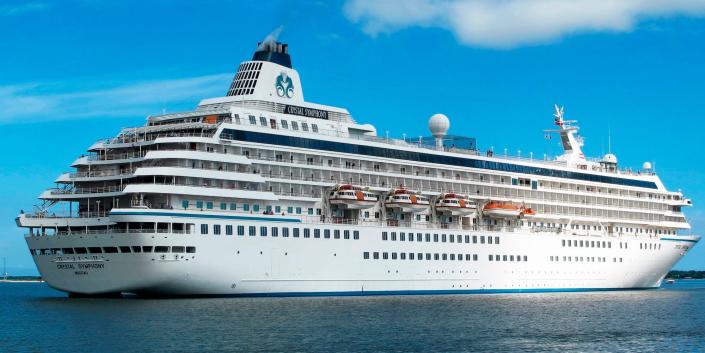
[330,200,377,210]
[483,209,521,218]
[25,213,694,296]
[437,207,477,217]
[385,202,429,213]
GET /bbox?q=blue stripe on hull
[109,211,301,223]
[660,237,699,243]
[133,287,657,298]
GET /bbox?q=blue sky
[1,0,704,274]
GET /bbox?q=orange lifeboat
[385,187,429,213]
[483,201,521,218]
[435,193,477,216]
[329,184,378,209]
[520,207,537,218]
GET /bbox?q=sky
[1,0,704,274]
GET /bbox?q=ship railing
[49,184,126,195]
[105,131,217,145]
[22,211,110,219]
[68,168,137,179]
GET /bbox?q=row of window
[363,252,480,261]
[640,243,662,250]
[561,239,612,249]
[32,246,196,256]
[200,224,360,240]
[241,114,319,133]
[488,254,528,262]
[180,200,317,215]
[549,255,621,263]
[382,231,500,245]
[219,129,658,189]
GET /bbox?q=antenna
[608,128,612,154]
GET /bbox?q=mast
[544,105,586,166]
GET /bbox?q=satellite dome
[602,153,618,164]
[428,114,450,138]
[642,161,652,170]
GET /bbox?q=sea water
[1,281,704,352]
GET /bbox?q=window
[301,122,309,131]
[383,252,389,260]
[391,252,397,260]
[489,255,493,261]
[391,232,397,241]
[287,206,293,213]
[103,247,118,253]
[206,202,213,210]
[400,232,406,241]
[296,207,302,214]
[344,230,350,239]
[253,204,260,212]
[249,226,256,236]
[201,224,208,234]
[382,232,388,240]
[433,234,439,242]
[155,246,169,253]
[291,121,299,130]
[293,228,300,238]
[334,230,340,239]
[172,246,185,253]
[283,227,290,237]
[186,246,196,253]
[373,252,379,259]
[131,246,141,253]
[314,229,321,238]
[249,115,256,125]
[260,226,267,236]
[473,235,477,244]
[275,206,281,213]
[495,236,499,244]
[196,201,204,209]
[353,231,359,240]
[304,228,311,238]
[281,120,289,129]
[243,204,250,212]
[213,225,221,235]
[237,225,245,236]
[142,246,153,253]
[272,227,279,237]
[220,203,226,210]
[226,225,233,235]
[308,208,314,215]
[259,116,267,126]
[181,200,189,209]
[312,124,319,133]
[363,252,370,259]
[230,203,237,210]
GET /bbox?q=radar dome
[428,114,450,138]
[602,153,618,164]
[643,161,652,170]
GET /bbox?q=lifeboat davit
[483,201,521,218]
[385,188,430,213]
[435,193,477,216]
[329,184,378,209]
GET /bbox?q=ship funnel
[253,27,291,68]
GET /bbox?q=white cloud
[0,73,233,124]
[344,0,705,48]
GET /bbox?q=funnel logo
[275,72,294,98]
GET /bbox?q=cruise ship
[16,37,699,297]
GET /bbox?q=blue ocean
[2,281,705,352]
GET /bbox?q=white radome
[603,153,618,164]
[643,161,652,170]
[428,113,450,138]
